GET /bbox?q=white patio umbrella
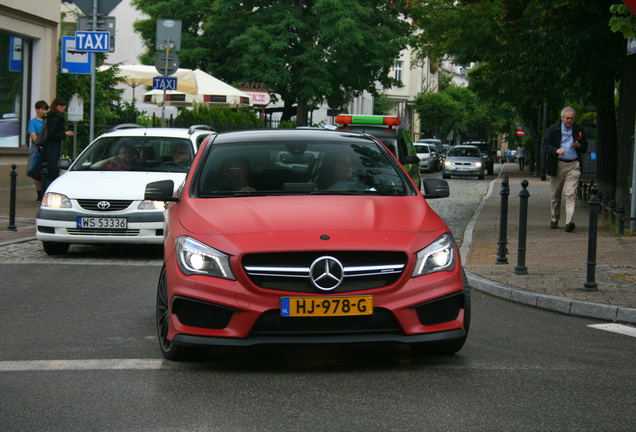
[142,69,252,108]
[98,64,198,94]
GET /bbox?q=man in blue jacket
[542,106,588,232]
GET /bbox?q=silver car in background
[442,145,485,180]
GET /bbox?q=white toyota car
[35,125,214,255]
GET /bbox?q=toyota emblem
[310,256,344,291]
[97,201,111,210]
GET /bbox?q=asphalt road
[1,166,634,431]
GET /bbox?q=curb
[466,270,636,324]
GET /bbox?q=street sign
[9,37,21,72]
[516,128,524,137]
[77,15,116,52]
[68,94,84,122]
[153,76,178,91]
[73,0,122,16]
[61,36,92,74]
[155,52,179,76]
[75,31,111,52]
[156,19,182,51]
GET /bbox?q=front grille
[250,308,400,335]
[172,297,235,330]
[413,292,463,326]
[67,228,140,236]
[243,251,407,294]
[77,199,133,212]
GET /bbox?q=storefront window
[0,34,23,148]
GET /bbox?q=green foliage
[373,93,392,115]
[609,4,636,38]
[277,121,297,129]
[173,106,264,130]
[131,0,415,124]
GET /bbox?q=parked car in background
[145,128,470,360]
[35,125,214,255]
[414,143,434,172]
[443,144,485,180]
[335,115,421,189]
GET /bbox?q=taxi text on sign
[75,31,110,52]
[153,76,178,91]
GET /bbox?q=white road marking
[588,323,636,337]
[0,359,166,372]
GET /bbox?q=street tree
[410,0,630,205]
[131,0,414,126]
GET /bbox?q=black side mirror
[405,155,420,164]
[422,178,450,199]
[145,180,179,202]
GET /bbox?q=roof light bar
[335,115,401,127]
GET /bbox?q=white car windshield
[71,136,194,173]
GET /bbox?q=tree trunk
[616,52,636,211]
[296,99,308,126]
[595,79,618,199]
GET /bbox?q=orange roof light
[335,115,401,127]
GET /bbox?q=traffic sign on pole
[155,52,179,76]
[153,77,178,91]
[61,36,92,74]
[516,128,525,137]
[73,0,122,16]
[75,31,111,52]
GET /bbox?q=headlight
[42,192,72,209]
[412,233,456,277]
[444,160,452,166]
[137,200,165,210]
[475,161,483,167]
[175,236,235,280]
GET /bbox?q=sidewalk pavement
[1,165,635,324]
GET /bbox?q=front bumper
[36,207,164,244]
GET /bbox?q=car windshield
[195,139,410,197]
[71,136,195,173]
[449,147,480,158]
[415,145,430,154]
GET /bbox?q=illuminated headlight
[175,236,235,280]
[42,192,72,209]
[412,233,456,277]
[138,200,165,210]
[475,161,483,167]
[444,160,452,166]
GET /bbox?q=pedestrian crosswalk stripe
[587,323,636,337]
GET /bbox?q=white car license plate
[77,217,127,229]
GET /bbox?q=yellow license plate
[281,296,373,317]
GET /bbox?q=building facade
[0,0,61,185]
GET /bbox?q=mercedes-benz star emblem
[310,256,344,291]
[97,201,111,210]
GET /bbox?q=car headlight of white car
[137,200,166,210]
[475,161,483,167]
[412,233,456,277]
[42,192,72,209]
[175,236,235,280]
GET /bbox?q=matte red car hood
[177,195,445,252]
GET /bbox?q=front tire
[156,266,205,361]
[42,241,69,255]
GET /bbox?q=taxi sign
[153,76,178,91]
[75,31,110,52]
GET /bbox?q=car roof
[451,145,481,150]
[100,127,213,138]
[209,128,376,144]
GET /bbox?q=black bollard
[40,162,49,194]
[610,200,616,225]
[496,175,509,264]
[514,180,529,275]
[618,205,625,235]
[583,185,600,292]
[7,164,17,231]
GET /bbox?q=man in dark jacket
[542,106,588,232]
